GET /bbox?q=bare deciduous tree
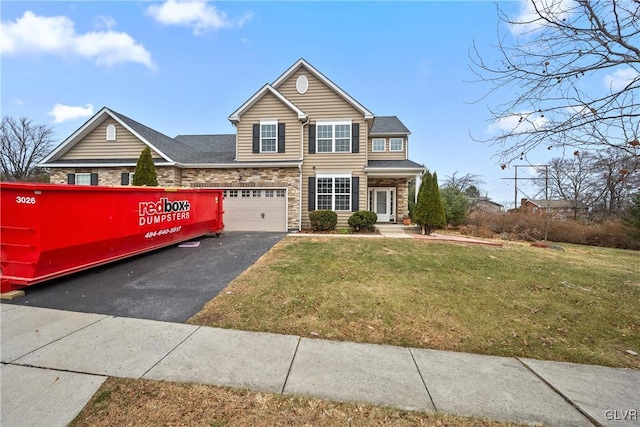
[470,0,640,163]
[535,149,639,217]
[1,116,55,181]
[441,171,485,193]
[591,148,640,215]
[536,152,604,218]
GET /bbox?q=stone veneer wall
[49,167,181,187]
[182,167,301,230]
[367,178,409,221]
[48,166,301,230]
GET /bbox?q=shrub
[464,211,640,250]
[133,146,158,186]
[459,224,495,239]
[309,210,337,231]
[348,211,377,232]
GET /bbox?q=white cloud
[147,0,253,35]
[94,16,117,31]
[14,98,25,106]
[48,104,94,124]
[487,113,548,134]
[509,0,574,36]
[603,68,640,92]
[0,11,154,69]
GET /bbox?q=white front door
[370,188,395,222]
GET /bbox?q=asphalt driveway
[4,232,286,323]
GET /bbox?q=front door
[370,188,395,222]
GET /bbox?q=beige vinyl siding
[368,137,407,160]
[277,68,364,119]
[61,118,162,160]
[274,66,369,228]
[236,92,302,162]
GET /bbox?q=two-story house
[40,59,426,231]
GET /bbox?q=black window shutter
[278,123,285,153]
[351,176,359,211]
[121,172,129,186]
[90,173,99,186]
[351,123,359,153]
[252,124,260,153]
[308,124,316,154]
[308,177,316,211]
[67,174,75,185]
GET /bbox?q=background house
[471,197,503,213]
[520,198,589,219]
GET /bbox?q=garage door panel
[223,189,287,232]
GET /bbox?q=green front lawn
[189,237,640,369]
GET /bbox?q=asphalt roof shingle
[174,134,236,163]
[367,159,424,169]
[370,116,411,135]
[109,110,196,161]
[110,109,238,164]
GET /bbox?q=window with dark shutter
[351,123,359,153]
[121,172,130,186]
[351,176,359,211]
[90,173,99,186]
[308,177,316,211]
[252,124,260,153]
[278,123,285,153]
[308,124,316,154]
[67,174,75,185]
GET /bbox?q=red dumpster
[1,182,224,293]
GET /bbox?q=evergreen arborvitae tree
[414,171,446,235]
[133,146,158,186]
[623,193,640,235]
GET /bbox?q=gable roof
[473,198,503,208]
[370,116,411,136]
[40,107,187,165]
[271,58,374,120]
[228,84,308,123]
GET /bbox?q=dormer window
[106,124,116,141]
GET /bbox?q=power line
[501,164,548,208]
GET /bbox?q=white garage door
[222,189,287,232]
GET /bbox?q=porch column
[415,173,421,203]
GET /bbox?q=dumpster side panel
[1,183,223,292]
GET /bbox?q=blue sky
[2,0,564,208]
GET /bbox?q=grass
[189,237,640,369]
[72,236,639,427]
[70,377,526,427]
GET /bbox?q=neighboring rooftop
[524,199,587,209]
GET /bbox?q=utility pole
[501,164,548,210]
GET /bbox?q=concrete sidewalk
[1,305,638,427]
